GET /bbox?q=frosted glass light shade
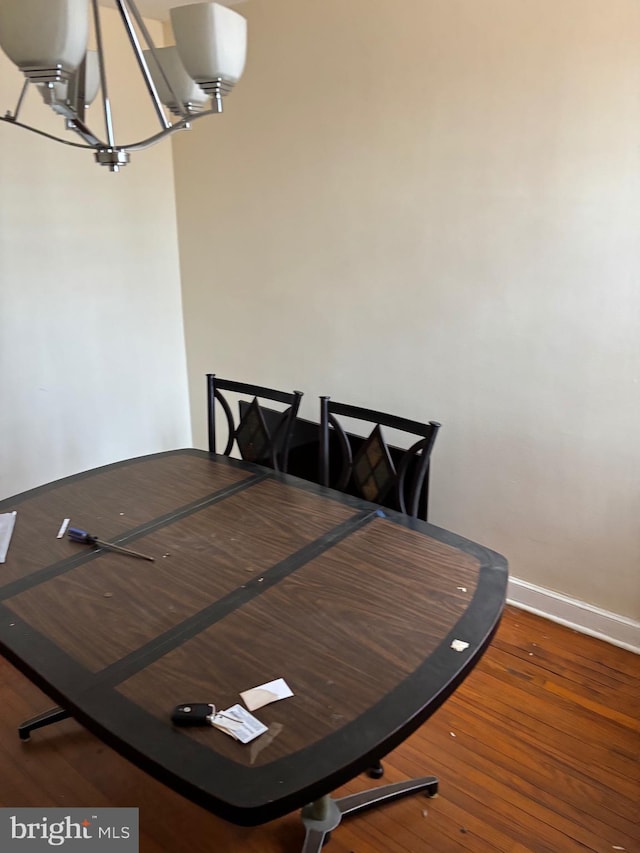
[78,50,100,107]
[143,47,209,115]
[170,2,247,89]
[0,0,90,79]
[67,50,100,106]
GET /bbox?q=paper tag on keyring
[211,704,268,743]
[240,678,294,711]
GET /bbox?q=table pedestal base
[300,776,438,852]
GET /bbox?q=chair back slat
[207,374,303,473]
[319,396,441,521]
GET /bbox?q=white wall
[172,0,640,620]
[0,10,191,499]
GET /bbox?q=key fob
[171,703,215,726]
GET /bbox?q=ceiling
[101,0,247,21]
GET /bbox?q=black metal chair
[319,397,441,522]
[207,374,303,473]
[320,396,441,781]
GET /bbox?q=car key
[171,703,216,726]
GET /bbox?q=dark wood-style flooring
[0,606,637,852]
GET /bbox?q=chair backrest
[207,374,303,473]
[319,396,441,520]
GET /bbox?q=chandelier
[0,0,247,171]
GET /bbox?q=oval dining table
[0,450,508,851]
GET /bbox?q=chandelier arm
[123,0,191,122]
[120,107,219,152]
[0,105,220,154]
[65,117,106,148]
[91,0,116,148]
[0,116,98,149]
[4,80,29,123]
[116,0,171,130]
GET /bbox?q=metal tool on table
[68,527,154,562]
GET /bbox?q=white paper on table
[240,677,294,712]
[0,512,17,564]
[211,704,268,743]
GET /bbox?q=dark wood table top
[0,450,507,826]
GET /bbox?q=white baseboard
[507,577,640,654]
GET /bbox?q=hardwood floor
[0,606,637,852]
